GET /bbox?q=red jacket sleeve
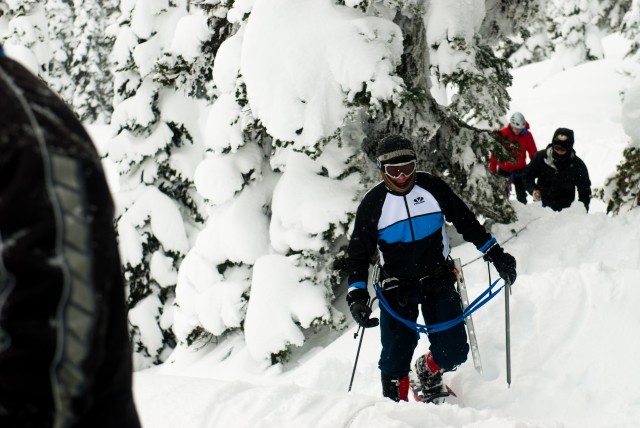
[527,134,538,161]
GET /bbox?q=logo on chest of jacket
[413,196,425,205]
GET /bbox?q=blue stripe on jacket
[348,281,367,292]
[479,237,496,253]
[378,212,444,244]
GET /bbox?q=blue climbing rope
[374,278,505,335]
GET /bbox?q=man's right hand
[346,289,379,328]
[532,189,541,201]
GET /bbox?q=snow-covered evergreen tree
[1,1,51,77]
[602,1,640,214]
[621,0,640,58]
[44,0,74,100]
[173,0,373,363]
[599,0,632,30]
[168,3,257,350]
[489,0,550,67]
[547,0,605,71]
[69,0,118,123]
[154,2,227,103]
[497,0,633,69]
[2,0,118,120]
[602,75,640,214]
[107,0,208,369]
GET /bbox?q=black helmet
[551,128,574,151]
[375,135,416,170]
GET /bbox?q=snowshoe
[408,369,455,404]
[410,354,457,404]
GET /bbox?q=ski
[453,258,483,374]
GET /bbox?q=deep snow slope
[135,205,640,428]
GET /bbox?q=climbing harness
[374,277,505,335]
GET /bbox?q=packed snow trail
[134,372,553,428]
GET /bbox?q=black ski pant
[378,281,469,378]
[498,168,527,204]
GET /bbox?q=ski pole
[505,281,511,387]
[348,297,377,392]
[462,219,539,268]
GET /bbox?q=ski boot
[381,372,409,402]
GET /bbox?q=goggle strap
[377,149,415,163]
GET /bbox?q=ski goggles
[552,144,568,154]
[383,160,416,179]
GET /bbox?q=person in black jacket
[345,135,517,403]
[0,45,141,428]
[523,128,591,212]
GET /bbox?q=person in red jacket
[489,112,538,204]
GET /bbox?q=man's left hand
[484,245,517,285]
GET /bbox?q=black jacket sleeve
[523,151,543,194]
[344,184,385,291]
[574,158,592,209]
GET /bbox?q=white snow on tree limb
[622,76,640,147]
[270,150,359,253]
[117,186,190,266]
[241,0,403,149]
[170,10,212,61]
[244,254,332,362]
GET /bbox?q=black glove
[484,244,517,285]
[346,288,379,328]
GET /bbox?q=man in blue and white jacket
[345,135,517,402]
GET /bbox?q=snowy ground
[121,36,640,428]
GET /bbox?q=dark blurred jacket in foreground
[0,46,141,428]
